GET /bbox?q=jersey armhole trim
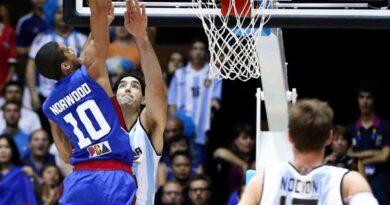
[138,114,163,156]
[340,170,350,205]
[259,169,266,205]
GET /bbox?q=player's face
[42,166,61,186]
[4,85,22,103]
[3,104,20,126]
[116,76,144,107]
[234,133,255,154]
[172,156,191,180]
[29,130,50,157]
[358,92,374,115]
[189,180,210,205]
[162,183,184,205]
[331,134,348,155]
[0,138,12,164]
[190,41,207,64]
[59,43,82,71]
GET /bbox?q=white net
[192,0,272,81]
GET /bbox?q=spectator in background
[346,81,390,205]
[164,51,185,86]
[158,135,203,187]
[0,81,41,135]
[25,5,87,133]
[107,26,140,70]
[0,134,37,205]
[168,38,222,166]
[188,174,213,205]
[159,181,185,205]
[0,4,16,92]
[23,129,56,177]
[1,101,29,157]
[213,123,255,194]
[324,125,356,170]
[16,0,48,81]
[38,165,62,205]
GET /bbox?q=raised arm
[84,0,113,96]
[124,0,167,154]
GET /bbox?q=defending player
[239,99,378,205]
[112,1,166,204]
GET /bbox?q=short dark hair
[189,174,212,190]
[35,41,67,80]
[190,37,208,49]
[333,125,352,147]
[1,80,23,96]
[0,134,23,167]
[2,100,21,111]
[112,69,146,96]
[171,150,192,162]
[231,123,254,140]
[355,80,378,100]
[289,99,334,152]
[168,134,189,147]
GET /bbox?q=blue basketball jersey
[43,66,133,165]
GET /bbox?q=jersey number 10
[63,100,111,149]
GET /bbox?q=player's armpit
[50,120,73,163]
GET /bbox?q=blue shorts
[60,170,136,205]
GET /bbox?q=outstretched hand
[124,0,148,40]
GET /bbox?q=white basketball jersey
[261,162,348,205]
[128,117,161,205]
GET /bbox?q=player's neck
[292,150,324,175]
[121,106,140,131]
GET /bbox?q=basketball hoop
[192,0,272,81]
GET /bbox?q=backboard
[64,0,390,28]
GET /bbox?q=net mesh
[192,0,272,81]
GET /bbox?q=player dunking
[239,99,378,205]
[112,2,166,204]
[33,0,146,204]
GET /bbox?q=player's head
[288,99,334,152]
[113,69,146,108]
[35,41,82,81]
[355,81,377,115]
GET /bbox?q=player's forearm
[80,33,92,62]
[89,1,109,60]
[136,36,167,114]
